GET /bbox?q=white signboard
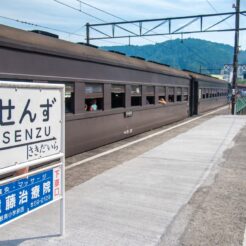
[0,83,63,169]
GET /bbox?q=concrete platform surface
[0,115,246,246]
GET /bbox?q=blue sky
[1,0,246,49]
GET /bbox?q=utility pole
[86,23,90,45]
[231,0,240,115]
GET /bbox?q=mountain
[101,38,246,74]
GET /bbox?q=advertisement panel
[0,165,62,227]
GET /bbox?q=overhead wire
[0,15,85,37]
[205,0,233,28]
[53,0,127,45]
[53,0,105,22]
[53,0,170,45]
[53,0,212,70]
[74,0,168,43]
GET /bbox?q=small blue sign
[0,169,54,226]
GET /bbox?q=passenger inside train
[158,97,167,104]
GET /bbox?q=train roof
[0,25,227,84]
[0,24,190,79]
[183,69,227,84]
[238,83,246,88]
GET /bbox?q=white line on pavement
[243,226,246,246]
[66,106,228,170]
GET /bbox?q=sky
[0,0,246,49]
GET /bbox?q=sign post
[0,81,65,235]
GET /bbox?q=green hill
[101,38,246,74]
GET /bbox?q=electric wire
[52,0,212,70]
[205,0,233,28]
[0,15,85,37]
[74,0,168,43]
[53,0,169,45]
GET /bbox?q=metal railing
[236,96,246,114]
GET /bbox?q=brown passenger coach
[0,25,228,157]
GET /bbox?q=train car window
[211,89,214,97]
[157,86,166,103]
[183,88,188,101]
[168,87,175,102]
[111,84,125,108]
[202,89,206,99]
[85,83,104,111]
[209,89,213,98]
[145,86,155,105]
[206,89,209,98]
[199,89,202,100]
[131,85,142,106]
[217,89,220,97]
[49,82,74,114]
[176,87,182,102]
[65,83,75,113]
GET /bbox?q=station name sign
[0,84,62,169]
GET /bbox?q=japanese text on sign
[0,86,62,169]
[0,166,62,226]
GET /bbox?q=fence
[236,96,246,114]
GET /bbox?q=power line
[0,15,85,37]
[74,0,167,43]
[95,39,126,45]
[54,0,169,45]
[0,14,124,45]
[54,0,107,23]
[63,24,86,38]
[75,0,127,22]
[58,1,210,69]
[205,0,232,28]
[53,0,129,45]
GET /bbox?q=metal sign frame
[0,81,65,235]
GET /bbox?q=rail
[236,96,246,114]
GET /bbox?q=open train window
[112,84,125,108]
[176,87,182,102]
[157,86,166,103]
[65,83,75,113]
[131,85,142,106]
[49,82,74,114]
[145,86,155,105]
[85,83,104,111]
[168,87,175,102]
[183,88,188,101]
[202,89,206,99]
[211,89,215,97]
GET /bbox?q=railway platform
[1,108,246,246]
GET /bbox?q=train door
[189,79,198,116]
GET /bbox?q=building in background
[221,64,246,82]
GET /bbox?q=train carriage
[0,25,228,157]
